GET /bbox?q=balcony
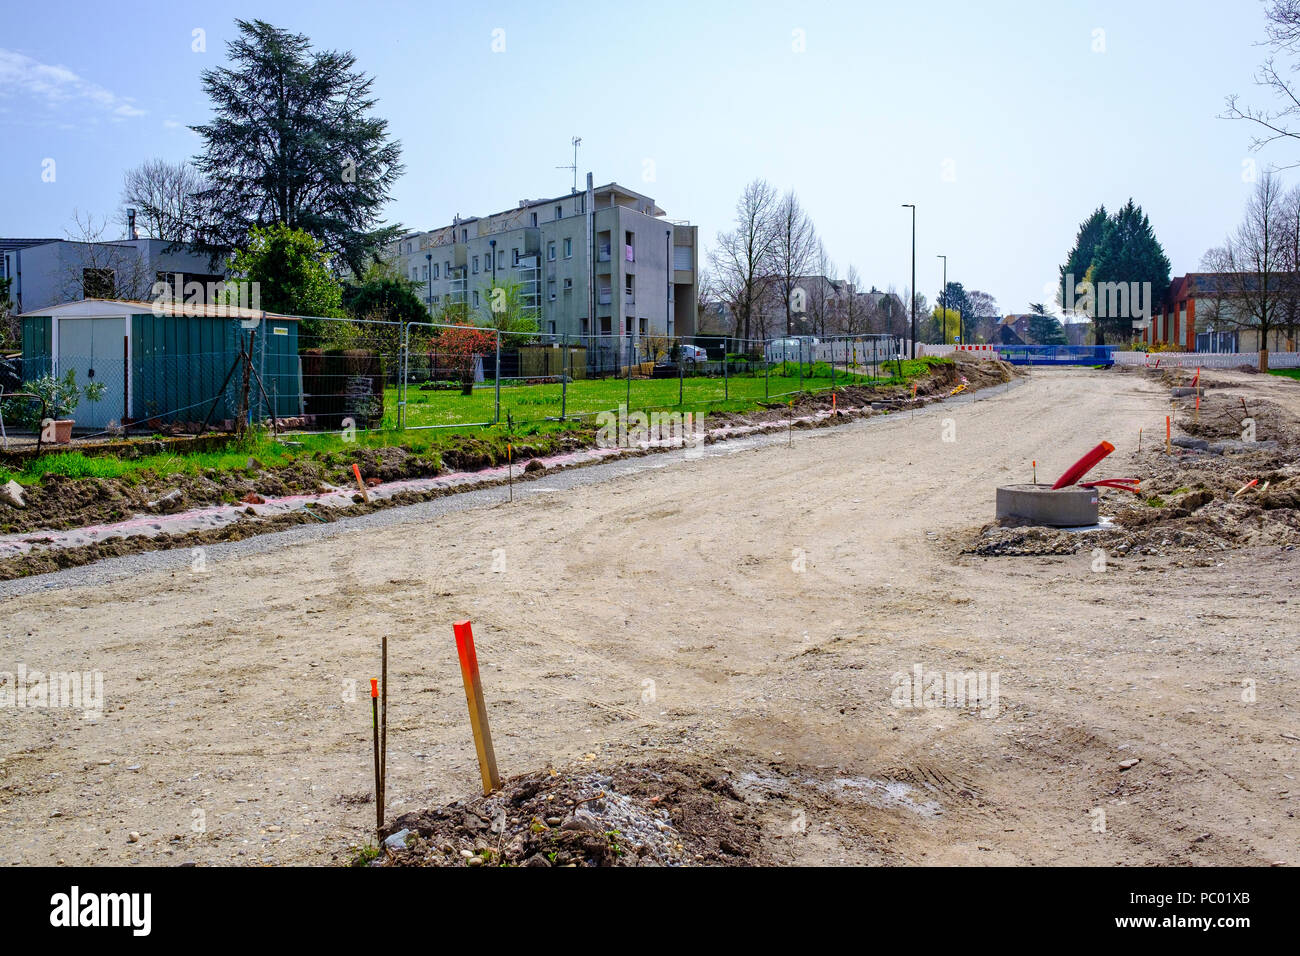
[598,289,612,305]
[597,244,611,262]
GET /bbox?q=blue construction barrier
[996,345,1116,367]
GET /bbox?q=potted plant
[26,370,106,445]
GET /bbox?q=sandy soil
[1,365,1297,866]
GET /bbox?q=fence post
[831,337,836,391]
[494,330,501,426]
[678,337,684,406]
[798,338,804,393]
[723,336,729,401]
[626,335,632,411]
[764,337,769,402]
[399,322,408,430]
[560,331,568,422]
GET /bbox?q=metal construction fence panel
[3,319,923,441]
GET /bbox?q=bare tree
[1223,1,1300,167]
[1197,245,1236,350]
[1220,173,1288,368]
[773,190,818,336]
[804,240,835,336]
[118,158,205,243]
[708,179,780,344]
[1277,185,1300,348]
[54,210,156,305]
[840,265,868,334]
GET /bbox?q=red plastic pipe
[1052,441,1115,490]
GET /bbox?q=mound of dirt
[367,762,766,867]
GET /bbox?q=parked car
[679,344,708,365]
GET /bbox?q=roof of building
[17,298,303,321]
[0,238,60,255]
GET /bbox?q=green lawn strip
[1267,368,1300,381]
[393,358,943,428]
[2,357,948,487]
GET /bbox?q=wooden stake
[1032,460,1036,485]
[1138,427,1143,453]
[453,621,501,794]
[1195,394,1200,424]
[370,678,382,840]
[352,464,369,502]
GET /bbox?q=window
[422,264,429,281]
[547,241,556,261]
[625,231,635,262]
[548,280,556,301]
[433,263,440,279]
[433,295,440,304]
[639,317,648,335]
[624,274,634,296]
[461,228,467,242]
[530,212,538,227]
[445,260,451,275]
[555,204,563,220]
[473,291,480,307]
[563,277,573,292]
[625,317,633,334]
[548,321,556,335]
[563,238,572,258]
[512,248,520,266]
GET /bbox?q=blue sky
[0,0,1288,313]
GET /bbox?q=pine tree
[1059,207,1108,311]
[191,19,404,275]
[1090,200,1171,344]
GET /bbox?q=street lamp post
[936,254,947,345]
[902,204,916,359]
[425,252,432,313]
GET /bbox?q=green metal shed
[17,299,302,429]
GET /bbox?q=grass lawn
[1268,368,1300,381]
[391,358,940,429]
[1,358,947,485]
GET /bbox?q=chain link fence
[1,318,909,444]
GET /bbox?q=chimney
[127,208,139,240]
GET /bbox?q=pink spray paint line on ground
[0,398,888,561]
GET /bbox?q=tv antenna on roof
[557,136,581,193]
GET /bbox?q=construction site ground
[1,362,1297,866]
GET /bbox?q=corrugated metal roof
[16,297,304,321]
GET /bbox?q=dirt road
[1,366,1296,866]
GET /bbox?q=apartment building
[385,177,698,342]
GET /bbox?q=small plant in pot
[24,370,107,446]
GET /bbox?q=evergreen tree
[1090,199,1171,344]
[192,19,404,275]
[1058,206,1108,311]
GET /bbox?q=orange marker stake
[507,443,513,502]
[1233,478,1258,498]
[353,464,369,502]
[453,621,501,795]
[370,678,382,839]
[1195,393,1200,425]
[1166,416,1171,455]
